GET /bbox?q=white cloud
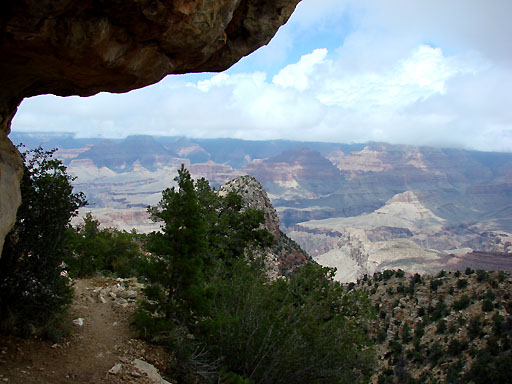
[11,0,512,152]
[272,48,328,91]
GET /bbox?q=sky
[12,0,512,152]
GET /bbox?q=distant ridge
[11,132,512,279]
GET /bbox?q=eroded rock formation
[220,175,311,276]
[0,0,301,253]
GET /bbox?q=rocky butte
[219,175,311,277]
[0,0,301,253]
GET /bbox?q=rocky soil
[0,278,171,384]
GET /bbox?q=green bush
[66,213,144,278]
[465,350,512,383]
[485,290,496,301]
[429,299,448,321]
[0,147,86,332]
[482,298,494,312]
[428,342,444,363]
[430,279,443,291]
[453,294,471,311]
[377,329,387,344]
[446,360,463,383]
[492,312,505,335]
[201,262,375,384]
[436,319,447,334]
[383,270,395,280]
[476,269,488,282]
[415,322,425,339]
[468,316,483,338]
[401,323,412,343]
[447,338,468,355]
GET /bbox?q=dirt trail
[0,278,170,384]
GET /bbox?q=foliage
[141,165,211,322]
[430,279,443,292]
[200,261,375,384]
[66,213,144,278]
[436,319,447,334]
[468,316,483,338]
[382,270,395,280]
[140,165,272,323]
[401,323,412,343]
[429,298,448,321]
[0,147,86,330]
[481,298,494,312]
[476,269,488,282]
[136,166,375,383]
[447,338,468,356]
[465,350,512,383]
[456,279,468,289]
[453,294,471,311]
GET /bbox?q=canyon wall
[0,0,300,253]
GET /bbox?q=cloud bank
[12,0,512,152]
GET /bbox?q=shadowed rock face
[0,0,300,253]
[0,132,23,253]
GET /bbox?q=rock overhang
[0,0,301,254]
[0,0,300,133]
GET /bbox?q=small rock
[114,298,129,307]
[109,363,123,375]
[85,295,95,303]
[133,359,172,384]
[119,289,138,299]
[72,318,84,326]
[99,296,107,304]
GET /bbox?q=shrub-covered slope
[357,269,512,383]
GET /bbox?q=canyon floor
[0,278,171,384]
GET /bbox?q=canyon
[12,132,512,281]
